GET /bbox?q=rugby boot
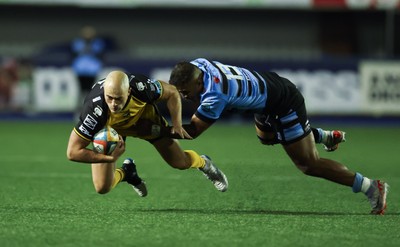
[199,155,228,192]
[365,180,388,215]
[122,158,148,197]
[323,130,346,152]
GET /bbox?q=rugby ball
[93,126,119,154]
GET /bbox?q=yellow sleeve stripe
[73,127,92,142]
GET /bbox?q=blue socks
[352,172,364,193]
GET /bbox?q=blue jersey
[72,38,105,77]
[191,58,268,121]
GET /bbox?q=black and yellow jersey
[74,73,165,142]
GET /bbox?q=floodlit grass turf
[0,120,399,247]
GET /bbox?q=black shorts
[254,72,311,145]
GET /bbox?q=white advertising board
[33,67,79,112]
[276,69,361,114]
[360,61,400,115]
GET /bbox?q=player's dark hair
[169,62,196,86]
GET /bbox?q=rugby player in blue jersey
[166,58,388,215]
[67,70,228,198]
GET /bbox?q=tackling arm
[161,114,213,139]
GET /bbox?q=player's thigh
[91,162,116,185]
[254,113,278,144]
[151,137,189,169]
[282,133,320,169]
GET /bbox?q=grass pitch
[0,120,399,247]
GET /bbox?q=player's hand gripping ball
[92,126,120,154]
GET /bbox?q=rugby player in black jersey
[67,71,228,197]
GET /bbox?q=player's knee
[302,166,324,178]
[95,187,111,194]
[294,160,320,177]
[172,165,188,170]
[292,161,313,176]
[93,182,112,194]
[300,165,313,176]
